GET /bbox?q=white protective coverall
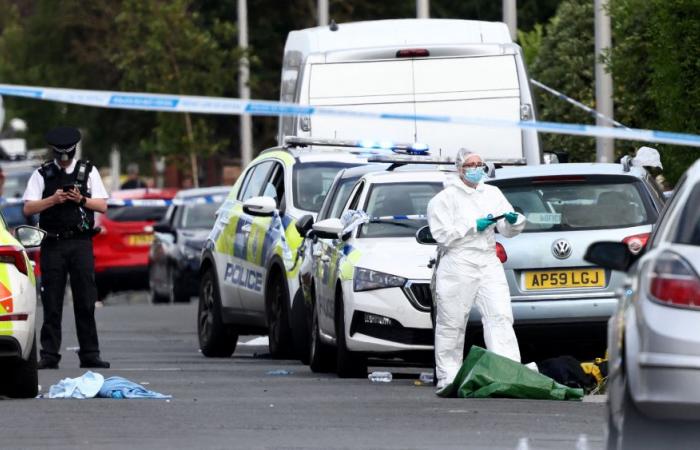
[427,174,526,388]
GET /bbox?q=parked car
[93,188,178,300]
[307,169,447,377]
[415,156,666,359]
[0,224,46,398]
[149,186,229,304]
[586,158,700,449]
[198,138,377,359]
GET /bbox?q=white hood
[353,237,435,280]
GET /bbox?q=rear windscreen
[106,206,168,222]
[491,176,655,232]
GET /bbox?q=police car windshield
[359,182,443,238]
[491,176,655,232]
[179,202,220,229]
[293,162,360,212]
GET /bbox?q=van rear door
[306,55,524,161]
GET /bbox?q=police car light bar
[283,136,430,155]
[366,155,454,171]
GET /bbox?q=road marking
[239,336,269,346]
[113,368,183,371]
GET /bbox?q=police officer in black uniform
[22,127,110,369]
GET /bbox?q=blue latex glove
[476,216,496,232]
[504,212,519,224]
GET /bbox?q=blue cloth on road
[46,371,171,399]
[48,371,104,399]
[98,376,171,399]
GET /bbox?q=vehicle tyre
[335,287,367,378]
[198,268,238,357]
[291,289,311,364]
[266,269,294,358]
[169,267,191,303]
[309,293,334,373]
[617,377,684,449]
[6,336,38,398]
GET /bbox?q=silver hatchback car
[586,158,700,449]
[475,160,666,356]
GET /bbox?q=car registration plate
[126,234,153,246]
[524,268,605,290]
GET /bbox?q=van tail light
[396,48,430,58]
[0,246,28,276]
[649,252,700,309]
[496,242,508,263]
[623,233,650,255]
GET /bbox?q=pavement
[2,294,606,449]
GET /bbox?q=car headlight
[353,267,406,292]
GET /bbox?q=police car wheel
[266,270,293,358]
[291,289,310,364]
[335,288,367,379]
[4,336,38,398]
[309,295,334,373]
[198,268,238,357]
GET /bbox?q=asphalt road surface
[3,295,606,449]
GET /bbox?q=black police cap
[45,127,81,150]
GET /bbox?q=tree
[529,0,596,161]
[609,0,700,184]
[111,0,240,186]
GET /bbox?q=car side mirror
[153,221,174,234]
[584,241,634,272]
[243,196,277,217]
[312,218,344,240]
[15,225,46,248]
[415,225,436,245]
[295,214,314,237]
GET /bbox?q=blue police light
[359,140,376,149]
[412,142,429,151]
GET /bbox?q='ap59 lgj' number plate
[524,268,605,290]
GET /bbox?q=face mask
[463,167,484,184]
[54,149,76,162]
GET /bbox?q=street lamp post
[502,0,517,41]
[595,0,614,163]
[416,0,429,19]
[318,0,328,26]
[238,0,253,167]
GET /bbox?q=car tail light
[532,175,586,184]
[649,252,700,309]
[0,246,28,275]
[623,233,650,255]
[496,242,508,263]
[396,48,430,58]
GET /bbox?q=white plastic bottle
[367,371,393,383]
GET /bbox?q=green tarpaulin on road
[437,346,584,401]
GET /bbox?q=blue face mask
[463,167,485,184]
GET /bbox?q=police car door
[316,180,365,333]
[222,160,274,312]
[239,160,285,314]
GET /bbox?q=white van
[278,19,541,164]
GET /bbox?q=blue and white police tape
[2,82,700,148]
[107,194,226,207]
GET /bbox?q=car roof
[489,162,649,180]
[173,186,230,199]
[110,188,179,200]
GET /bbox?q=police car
[305,161,449,377]
[198,138,385,358]
[0,224,45,398]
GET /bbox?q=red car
[93,188,178,300]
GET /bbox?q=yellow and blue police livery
[198,142,368,359]
[0,222,45,398]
